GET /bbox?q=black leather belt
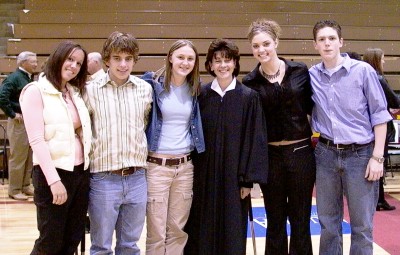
[110,167,141,176]
[319,137,371,150]
[147,155,192,166]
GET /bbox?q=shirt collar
[99,72,135,88]
[211,77,236,97]
[88,69,105,81]
[19,66,32,76]
[316,53,351,78]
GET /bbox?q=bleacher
[1,0,400,86]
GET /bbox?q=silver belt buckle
[121,168,130,176]
[336,144,344,150]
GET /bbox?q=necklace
[61,87,69,102]
[261,61,281,80]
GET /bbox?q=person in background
[310,20,391,254]
[0,51,37,200]
[364,47,399,211]
[185,38,268,255]
[86,52,105,81]
[242,19,316,255]
[20,41,91,254]
[141,39,204,255]
[345,51,361,61]
[85,31,152,255]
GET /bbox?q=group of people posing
[1,17,395,255]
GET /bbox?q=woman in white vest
[20,41,92,255]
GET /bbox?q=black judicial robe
[185,80,268,255]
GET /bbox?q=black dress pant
[31,164,89,255]
[261,139,316,255]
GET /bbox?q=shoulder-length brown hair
[363,48,384,75]
[205,38,240,77]
[44,41,88,95]
[164,40,200,96]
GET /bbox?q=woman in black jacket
[242,19,316,255]
[364,47,399,211]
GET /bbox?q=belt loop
[162,158,166,166]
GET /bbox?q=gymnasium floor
[1,174,399,255]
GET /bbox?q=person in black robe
[184,38,268,255]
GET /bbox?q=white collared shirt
[19,66,32,77]
[210,77,236,97]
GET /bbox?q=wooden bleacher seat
[12,23,400,41]
[23,0,398,15]
[1,0,399,90]
[7,38,400,57]
[17,10,399,28]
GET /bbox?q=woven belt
[147,155,192,166]
[110,167,140,176]
[319,137,371,150]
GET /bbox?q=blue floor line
[247,205,351,237]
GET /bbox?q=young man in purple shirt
[309,20,392,255]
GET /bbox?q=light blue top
[157,82,192,154]
[310,53,392,144]
[142,71,205,154]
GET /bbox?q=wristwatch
[371,155,385,163]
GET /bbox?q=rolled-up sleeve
[363,67,392,127]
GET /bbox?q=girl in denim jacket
[142,39,205,255]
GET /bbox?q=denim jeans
[146,161,193,255]
[88,169,147,255]
[261,139,316,255]
[315,142,378,255]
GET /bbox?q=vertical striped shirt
[85,73,153,173]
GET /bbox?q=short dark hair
[313,20,342,41]
[205,38,240,77]
[102,31,139,65]
[44,41,88,95]
[346,51,361,61]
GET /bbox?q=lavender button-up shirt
[310,54,392,145]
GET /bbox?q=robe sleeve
[238,89,269,186]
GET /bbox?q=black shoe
[376,200,396,211]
